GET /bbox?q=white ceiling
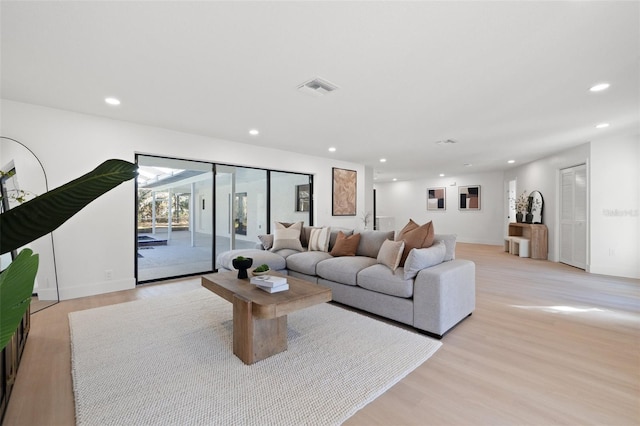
[1,1,638,182]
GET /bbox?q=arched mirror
[1,136,59,312]
[527,190,544,224]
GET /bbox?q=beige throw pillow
[308,227,331,252]
[377,239,405,271]
[271,221,304,251]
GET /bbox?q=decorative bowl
[251,268,271,277]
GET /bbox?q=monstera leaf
[0,159,137,350]
[0,159,138,255]
[0,249,38,350]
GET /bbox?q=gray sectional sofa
[216,228,475,338]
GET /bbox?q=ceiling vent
[297,77,339,97]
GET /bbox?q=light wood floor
[4,243,639,425]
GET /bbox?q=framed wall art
[459,185,481,210]
[427,187,446,211]
[332,167,357,216]
[295,184,310,212]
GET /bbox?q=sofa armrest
[412,259,476,337]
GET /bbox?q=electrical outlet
[105,269,113,280]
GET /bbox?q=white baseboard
[588,263,639,280]
[59,278,136,301]
[36,288,59,301]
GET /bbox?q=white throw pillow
[377,239,405,271]
[308,227,331,252]
[403,240,446,280]
[271,222,304,251]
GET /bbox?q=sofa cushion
[272,221,304,251]
[258,234,274,250]
[396,219,435,266]
[356,230,395,258]
[376,239,405,271]
[216,249,287,271]
[286,251,333,275]
[316,256,377,286]
[434,234,457,261]
[328,227,354,251]
[308,227,331,251]
[403,240,447,280]
[330,231,361,257]
[357,264,414,298]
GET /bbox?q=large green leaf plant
[0,159,137,350]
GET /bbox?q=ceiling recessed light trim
[508,160,515,164]
[589,83,610,92]
[328,147,336,152]
[249,129,259,135]
[379,158,387,163]
[595,123,610,129]
[105,97,121,106]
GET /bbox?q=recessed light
[439,173,445,177]
[590,83,610,92]
[595,123,610,129]
[464,163,472,167]
[392,178,397,182]
[105,97,120,106]
[328,147,336,152]
[508,160,515,164]
[249,129,259,135]
[379,158,387,163]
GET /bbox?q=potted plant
[232,256,253,279]
[513,191,529,223]
[0,159,137,350]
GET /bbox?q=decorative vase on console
[516,212,524,223]
[525,212,534,224]
[232,256,253,279]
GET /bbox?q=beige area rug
[69,288,441,426]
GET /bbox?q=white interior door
[560,164,587,269]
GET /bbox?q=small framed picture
[427,187,446,211]
[459,185,481,210]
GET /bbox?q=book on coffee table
[256,283,289,293]
[250,275,287,288]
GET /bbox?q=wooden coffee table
[201,271,332,365]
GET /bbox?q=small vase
[232,258,253,279]
[516,212,523,223]
[525,213,533,224]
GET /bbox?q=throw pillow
[395,219,435,266]
[403,240,446,280]
[330,231,361,257]
[377,239,405,271]
[308,227,331,252]
[271,221,304,251]
[258,234,274,250]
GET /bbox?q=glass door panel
[269,172,313,228]
[214,166,267,268]
[136,155,213,282]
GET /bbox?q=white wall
[1,100,368,299]
[589,136,639,278]
[504,143,590,263]
[505,140,639,279]
[375,171,505,244]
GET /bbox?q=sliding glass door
[214,165,267,268]
[136,155,312,282]
[136,155,214,282]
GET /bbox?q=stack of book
[249,275,289,293]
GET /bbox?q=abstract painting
[332,168,356,216]
[427,187,446,211]
[459,185,481,210]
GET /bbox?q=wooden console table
[508,223,548,260]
